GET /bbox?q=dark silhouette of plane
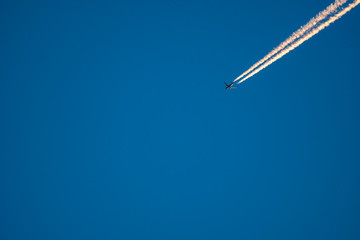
[224,82,236,89]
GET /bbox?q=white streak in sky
[234,0,359,84]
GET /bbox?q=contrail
[233,0,347,83]
[234,0,359,84]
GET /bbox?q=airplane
[224,82,236,89]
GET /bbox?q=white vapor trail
[233,0,347,82]
[234,0,359,84]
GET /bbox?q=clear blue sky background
[1,0,360,239]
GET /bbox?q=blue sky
[1,0,360,239]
